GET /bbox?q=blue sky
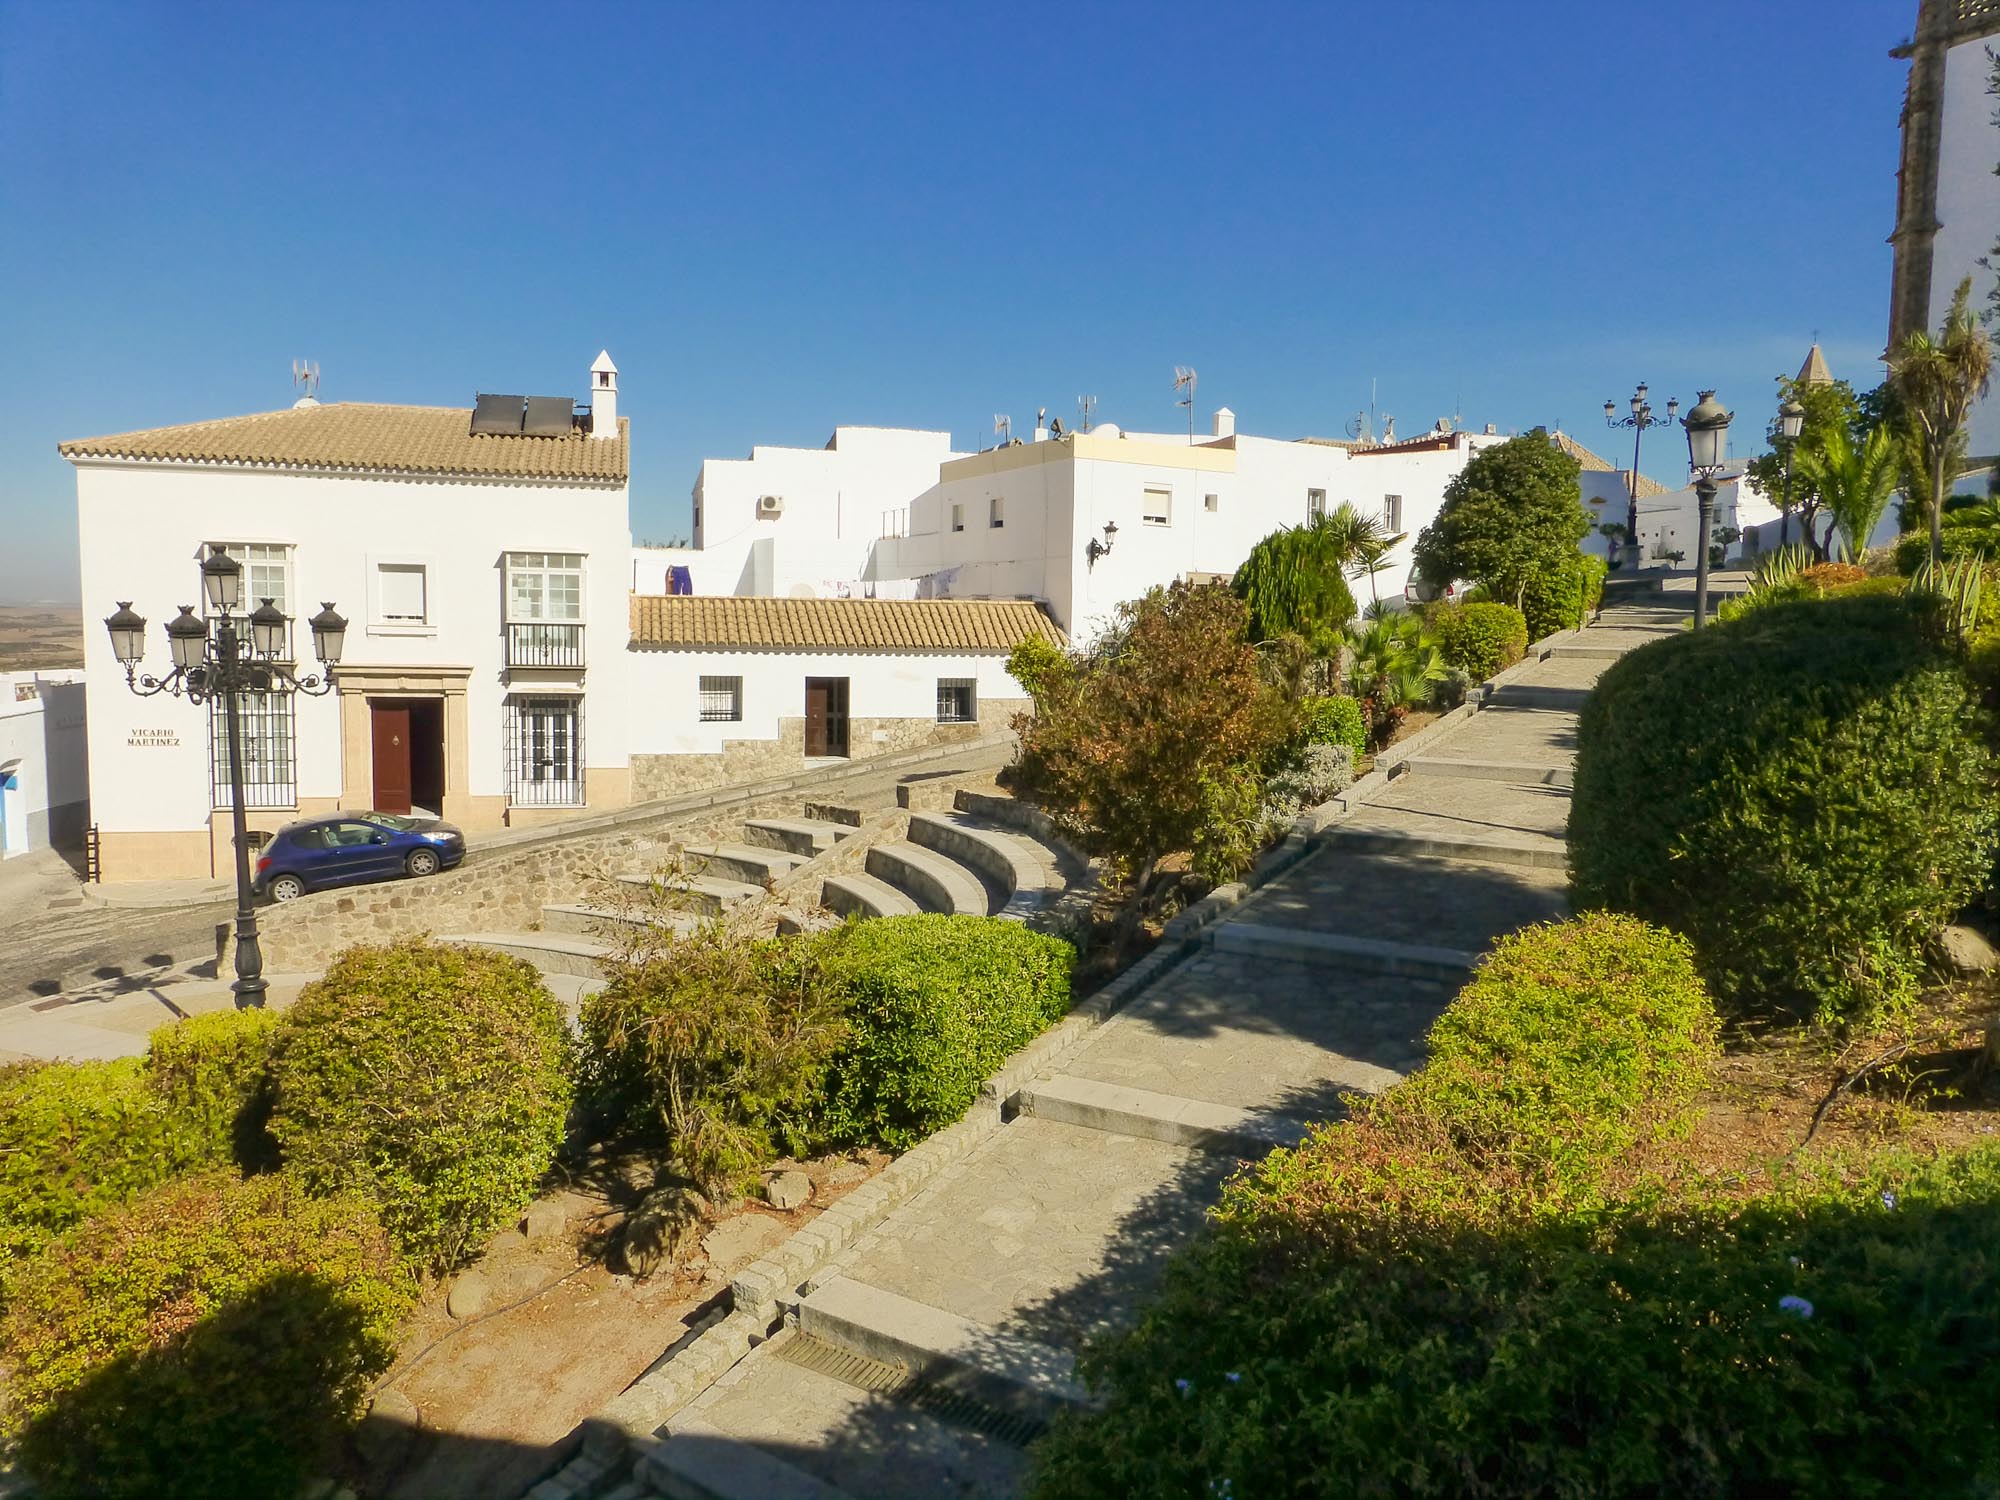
[0,1,1916,602]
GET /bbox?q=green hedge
[810,915,1073,1149]
[1570,593,1998,1024]
[1896,522,2000,575]
[1,1172,410,1500]
[1028,917,2000,1499]
[143,1007,281,1167]
[269,940,574,1271]
[1430,601,1529,682]
[1296,694,1366,765]
[1520,552,1606,641]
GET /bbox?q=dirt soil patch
[347,1147,891,1500]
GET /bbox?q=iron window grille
[936,678,976,723]
[505,695,584,807]
[700,675,743,722]
[507,622,586,668]
[208,691,297,810]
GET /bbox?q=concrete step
[1400,756,1573,789]
[906,812,1051,912]
[682,841,805,886]
[1482,683,1593,712]
[865,842,988,916]
[439,931,611,979]
[743,817,856,857]
[643,1415,857,1500]
[1015,1074,1312,1157]
[820,871,923,921]
[802,800,865,827]
[1208,920,1478,980]
[541,902,698,939]
[797,1275,1088,1422]
[1545,642,1629,660]
[1326,825,1568,870]
[613,872,766,916]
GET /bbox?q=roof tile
[629,595,1065,654]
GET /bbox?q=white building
[1891,0,2000,459]
[0,672,87,858]
[63,355,635,881]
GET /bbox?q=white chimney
[1212,407,1235,439]
[590,350,618,439]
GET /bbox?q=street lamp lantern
[1681,389,1734,631]
[104,602,147,665]
[1604,399,1617,421]
[249,597,288,658]
[166,605,209,673]
[201,549,242,614]
[1606,382,1680,572]
[1776,396,1807,548]
[308,602,348,667]
[107,580,341,1007]
[1779,397,1805,442]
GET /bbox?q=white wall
[0,672,87,855]
[1936,37,2000,458]
[627,649,1024,755]
[73,460,630,840]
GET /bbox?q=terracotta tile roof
[58,402,628,483]
[629,595,1066,653]
[1551,431,1670,499]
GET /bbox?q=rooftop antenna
[1344,410,1371,444]
[1173,365,1198,443]
[291,358,321,406]
[1077,394,1097,432]
[993,413,1012,447]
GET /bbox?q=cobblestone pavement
[580,594,1695,1500]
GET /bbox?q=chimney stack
[1213,406,1235,438]
[589,350,618,439]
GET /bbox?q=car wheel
[268,873,307,903]
[406,848,441,878]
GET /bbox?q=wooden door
[804,680,829,757]
[371,702,413,813]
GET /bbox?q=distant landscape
[0,604,84,670]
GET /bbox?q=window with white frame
[951,502,965,533]
[1383,494,1404,532]
[209,691,295,809]
[505,552,585,622]
[505,695,583,806]
[1307,489,1327,523]
[206,542,293,654]
[699,675,743,722]
[936,678,976,723]
[989,496,1004,529]
[374,561,429,625]
[1142,485,1172,526]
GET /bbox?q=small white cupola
[1212,406,1235,439]
[590,350,618,438]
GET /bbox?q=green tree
[1745,375,1864,560]
[1411,430,1589,607]
[1008,582,1294,949]
[1318,500,1406,607]
[1795,424,1898,561]
[1891,277,1996,567]
[1231,518,1358,658]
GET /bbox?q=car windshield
[356,812,427,832]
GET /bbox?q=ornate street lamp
[1776,397,1806,547]
[1682,390,1735,629]
[104,552,345,1006]
[1605,383,1679,570]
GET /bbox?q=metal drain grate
[774,1332,1049,1446]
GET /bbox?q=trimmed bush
[269,940,573,1271]
[810,915,1073,1149]
[1897,523,2000,574]
[143,1007,281,1167]
[1430,600,1529,681]
[1,1172,410,1500]
[1520,551,1606,641]
[1571,593,1999,1023]
[1296,694,1366,765]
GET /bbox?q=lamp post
[1682,390,1734,629]
[1604,384,1680,570]
[104,550,345,1006]
[1776,397,1805,548]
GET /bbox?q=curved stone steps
[541,902,698,939]
[743,817,855,857]
[865,841,988,916]
[820,871,924,921]
[907,811,1057,922]
[439,930,611,979]
[612,871,766,916]
[682,841,805,886]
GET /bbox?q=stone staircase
[442,791,1090,995]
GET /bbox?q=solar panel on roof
[471,394,525,435]
[522,396,576,438]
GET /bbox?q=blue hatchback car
[252,812,467,902]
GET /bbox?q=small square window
[377,562,428,623]
[1142,485,1172,526]
[936,678,976,723]
[1383,494,1403,532]
[989,496,1004,529]
[1203,493,1219,513]
[699,675,743,722]
[951,502,965,533]
[1307,489,1327,522]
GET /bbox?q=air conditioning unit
[757,494,785,518]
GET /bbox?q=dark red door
[804,680,829,757]
[371,702,412,813]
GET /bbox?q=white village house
[0,671,87,859]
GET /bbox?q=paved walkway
[556,596,1692,1500]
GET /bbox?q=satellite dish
[1344,412,1366,440]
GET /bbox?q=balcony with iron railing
[507,622,585,669]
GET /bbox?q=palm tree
[1319,502,1407,606]
[1890,277,1994,567]
[1343,615,1446,748]
[1795,425,1897,562]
